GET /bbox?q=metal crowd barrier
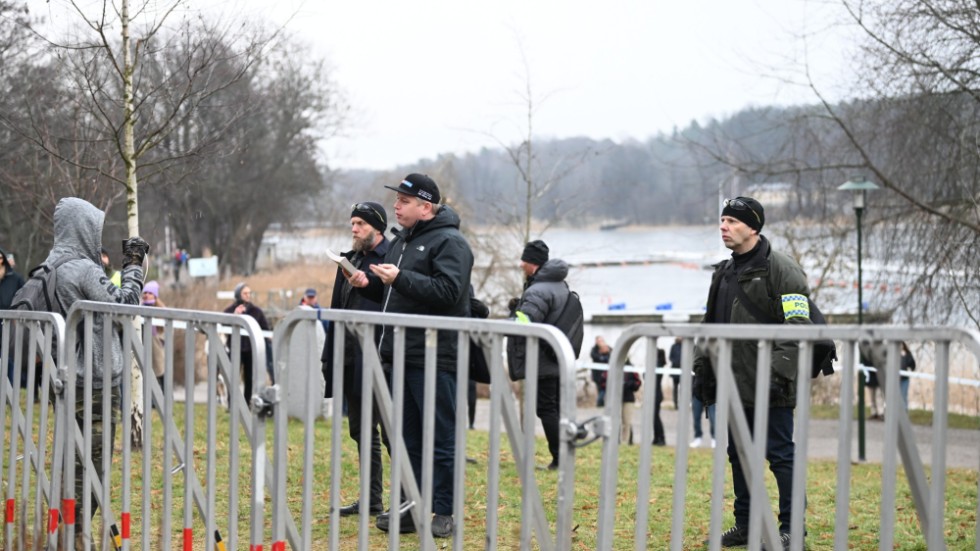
[598,323,980,551]
[0,311,65,551]
[6,302,980,551]
[271,308,578,551]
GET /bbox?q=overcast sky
[49,0,857,171]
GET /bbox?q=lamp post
[838,177,878,462]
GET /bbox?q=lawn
[3,398,978,550]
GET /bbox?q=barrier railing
[0,311,65,551]
[5,303,979,550]
[59,301,269,551]
[271,308,578,551]
[599,323,980,551]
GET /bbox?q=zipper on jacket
[378,241,407,357]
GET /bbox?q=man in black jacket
[693,197,810,550]
[349,174,473,539]
[321,201,390,517]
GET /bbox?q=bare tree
[682,1,980,329]
[795,0,980,327]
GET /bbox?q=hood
[399,205,462,240]
[532,259,569,283]
[50,197,104,264]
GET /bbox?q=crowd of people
[1,186,923,550]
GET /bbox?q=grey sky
[48,0,856,171]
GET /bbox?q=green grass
[3,397,978,550]
[809,404,980,430]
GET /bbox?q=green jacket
[693,236,811,408]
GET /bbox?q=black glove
[507,297,520,315]
[122,236,150,268]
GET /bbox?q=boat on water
[598,219,630,231]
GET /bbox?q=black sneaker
[376,506,416,533]
[706,524,748,547]
[431,514,453,538]
[338,500,383,517]
[762,532,795,551]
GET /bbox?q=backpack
[9,255,79,380]
[724,262,837,378]
[11,255,80,315]
[545,285,585,361]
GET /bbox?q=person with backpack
[692,197,810,550]
[13,197,148,544]
[507,239,583,471]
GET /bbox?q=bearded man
[320,201,391,517]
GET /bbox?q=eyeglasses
[723,198,761,226]
[351,203,384,226]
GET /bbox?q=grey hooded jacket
[507,259,572,379]
[45,198,144,388]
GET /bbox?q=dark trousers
[402,367,457,515]
[536,377,561,464]
[671,373,680,406]
[653,374,665,444]
[347,389,388,507]
[727,406,797,531]
[74,385,121,519]
[467,379,477,429]
[240,349,254,402]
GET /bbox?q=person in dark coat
[1,246,26,386]
[692,197,810,549]
[321,201,390,517]
[349,174,473,539]
[0,247,25,310]
[224,282,272,402]
[507,240,579,470]
[620,357,642,445]
[590,336,611,407]
[899,341,916,407]
[652,348,666,446]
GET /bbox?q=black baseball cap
[384,173,441,204]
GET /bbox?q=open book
[326,249,357,275]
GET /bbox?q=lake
[265,224,726,357]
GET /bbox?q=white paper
[326,249,357,274]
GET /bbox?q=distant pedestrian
[141,281,166,391]
[652,348,666,446]
[900,342,916,407]
[224,282,272,401]
[669,337,682,407]
[674,336,716,448]
[620,359,641,445]
[300,287,329,334]
[1,246,26,386]
[590,336,611,407]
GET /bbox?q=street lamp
[838,177,879,462]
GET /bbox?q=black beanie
[351,201,388,233]
[721,196,765,232]
[521,240,549,266]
